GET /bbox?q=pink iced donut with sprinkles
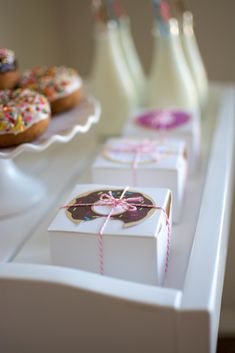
[0,88,51,148]
[20,66,83,114]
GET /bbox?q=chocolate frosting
[67,189,155,228]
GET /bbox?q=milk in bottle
[118,15,146,105]
[90,1,137,136]
[147,16,199,111]
[180,11,209,109]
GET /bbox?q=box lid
[123,108,200,138]
[48,184,171,238]
[93,137,187,170]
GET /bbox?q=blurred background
[0,0,234,82]
[0,0,234,335]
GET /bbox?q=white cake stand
[0,96,101,217]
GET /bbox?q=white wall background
[0,0,234,334]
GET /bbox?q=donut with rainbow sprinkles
[20,66,83,114]
[0,88,51,148]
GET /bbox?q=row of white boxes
[48,107,200,287]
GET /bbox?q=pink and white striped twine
[105,139,172,186]
[62,186,171,276]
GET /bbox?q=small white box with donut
[123,108,200,175]
[48,184,172,286]
[92,138,187,223]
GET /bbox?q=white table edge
[0,262,181,309]
[181,84,235,309]
[0,84,234,314]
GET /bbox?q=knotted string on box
[105,139,175,186]
[61,186,171,276]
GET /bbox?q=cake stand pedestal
[0,159,45,217]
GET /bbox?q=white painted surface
[0,84,234,353]
[178,85,235,353]
[0,263,181,353]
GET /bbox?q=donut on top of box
[123,108,200,175]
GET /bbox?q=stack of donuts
[0,48,83,148]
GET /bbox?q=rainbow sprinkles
[20,66,82,102]
[0,89,50,135]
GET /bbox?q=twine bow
[98,190,144,211]
[106,140,168,185]
[62,186,171,276]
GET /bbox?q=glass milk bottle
[90,21,137,136]
[181,12,209,109]
[118,16,146,106]
[147,18,199,112]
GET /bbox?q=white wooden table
[0,84,234,353]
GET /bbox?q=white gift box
[123,109,200,175]
[92,138,187,223]
[48,184,172,286]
